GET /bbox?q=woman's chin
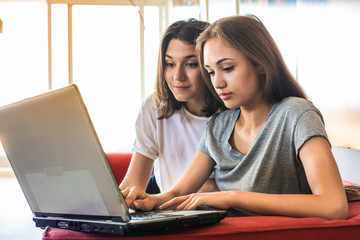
[223,102,239,109]
[173,95,189,103]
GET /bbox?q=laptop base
[34,210,226,236]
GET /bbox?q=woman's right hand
[122,186,157,211]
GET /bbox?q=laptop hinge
[35,212,44,217]
[111,217,123,222]
[34,212,126,222]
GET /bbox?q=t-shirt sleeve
[132,95,158,160]
[197,118,211,156]
[197,118,217,179]
[294,109,329,157]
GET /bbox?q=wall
[333,147,360,185]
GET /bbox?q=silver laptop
[0,84,226,236]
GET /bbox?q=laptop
[0,84,226,236]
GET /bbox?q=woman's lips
[219,93,232,100]
[174,86,190,91]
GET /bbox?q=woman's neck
[230,101,273,155]
[238,101,273,131]
[184,99,207,117]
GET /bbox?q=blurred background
[1,0,359,154]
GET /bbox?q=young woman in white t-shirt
[120,19,225,193]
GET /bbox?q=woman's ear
[256,65,265,76]
[256,64,265,74]
[256,65,266,83]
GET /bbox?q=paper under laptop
[0,84,226,236]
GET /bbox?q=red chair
[105,152,132,184]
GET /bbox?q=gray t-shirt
[198,97,329,195]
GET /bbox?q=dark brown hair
[345,185,360,202]
[154,19,225,119]
[196,15,307,105]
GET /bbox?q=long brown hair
[345,185,360,202]
[196,15,307,105]
[154,19,225,119]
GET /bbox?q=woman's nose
[213,73,226,89]
[173,65,186,81]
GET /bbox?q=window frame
[46,0,168,102]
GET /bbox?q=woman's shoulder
[139,94,157,112]
[201,109,239,141]
[141,93,156,108]
[278,97,319,114]
[208,108,239,126]
[137,93,158,119]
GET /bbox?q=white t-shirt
[133,94,209,192]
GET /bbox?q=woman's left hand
[159,191,232,210]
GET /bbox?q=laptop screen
[0,85,130,221]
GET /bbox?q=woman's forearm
[120,152,154,191]
[227,191,348,220]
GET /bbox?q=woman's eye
[166,62,175,68]
[208,71,215,77]
[186,62,199,68]
[223,66,234,72]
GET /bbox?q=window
[0,0,166,156]
[144,6,161,98]
[71,5,142,152]
[170,0,201,22]
[0,2,48,156]
[208,0,238,22]
[0,2,48,105]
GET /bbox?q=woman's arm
[122,150,215,210]
[160,137,348,220]
[119,152,154,191]
[198,178,219,192]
